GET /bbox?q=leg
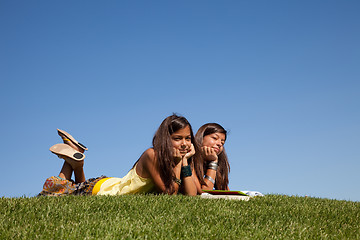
[73,165,86,183]
[59,161,73,180]
[60,157,86,183]
[56,129,87,183]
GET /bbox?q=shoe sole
[50,143,85,161]
[57,129,88,151]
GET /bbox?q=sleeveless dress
[39,165,156,196]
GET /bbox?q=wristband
[181,165,192,178]
[207,161,218,171]
[205,175,215,184]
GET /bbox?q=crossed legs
[57,132,86,183]
[59,158,85,183]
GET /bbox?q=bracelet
[205,175,215,184]
[174,177,182,186]
[207,161,218,171]
[181,165,192,178]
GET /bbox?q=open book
[201,190,264,201]
[202,190,249,196]
[201,190,251,201]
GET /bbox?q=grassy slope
[1,195,359,239]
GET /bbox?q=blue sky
[1,1,359,201]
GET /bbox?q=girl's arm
[200,146,218,190]
[178,144,197,196]
[191,167,203,194]
[202,167,217,190]
[139,148,181,194]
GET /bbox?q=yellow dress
[92,166,156,196]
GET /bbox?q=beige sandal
[50,143,85,161]
[57,129,88,151]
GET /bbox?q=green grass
[1,195,359,239]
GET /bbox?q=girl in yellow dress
[39,114,200,196]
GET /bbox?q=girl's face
[202,132,226,155]
[171,125,192,156]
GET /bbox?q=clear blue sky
[1,1,359,201]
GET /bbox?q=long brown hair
[195,123,230,190]
[152,114,201,194]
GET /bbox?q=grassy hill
[1,194,359,239]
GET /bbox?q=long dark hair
[152,114,200,194]
[195,123,230,190]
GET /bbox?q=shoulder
[139,148,156,166]
[136,148,156,178]
[143,148,155,159]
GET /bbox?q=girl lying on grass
[39,114,201,196]
[193,123,230,192]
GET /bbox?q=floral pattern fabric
[39,176,107,196]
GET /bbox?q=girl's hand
[173,148,182,164]
[184,144,195,160]
[202,146,218,162]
